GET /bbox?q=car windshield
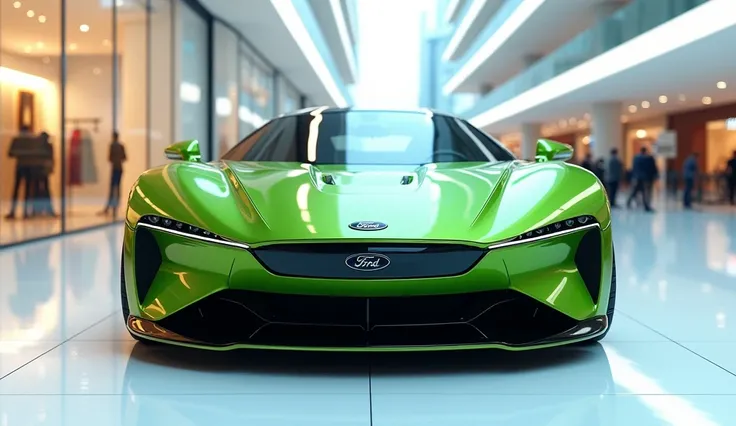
[221,109,515,165]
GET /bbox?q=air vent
[400,175,414,185]
[322,174,336,185]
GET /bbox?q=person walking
[627,147,655,212]
[727,150,736,205]
[682,152,698,209]
[98,131,127,218]
[607,148,623,208]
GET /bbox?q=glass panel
[178,1,210,159]
[280,78,301,114]
[461,0,711,118]
[117,0,149,217]
[1,0,63,243]
[213,22,239,158]
[63,0,114,230]
[149,0,173,169]
[238,44,255,139]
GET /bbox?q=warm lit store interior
[0,0,305,246]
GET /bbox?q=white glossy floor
[1,204,736,425]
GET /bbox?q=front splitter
[126,314,608,352]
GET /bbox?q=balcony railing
[458,0,710,118]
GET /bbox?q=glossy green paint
[164,139,201,162]
[536,139,574,162]
[122,138,614,350]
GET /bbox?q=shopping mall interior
[1,0,736,424]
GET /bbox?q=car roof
[278,106,455,119]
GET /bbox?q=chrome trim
[135,222,251,250]
[487,222,601,251]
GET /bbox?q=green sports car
[122,107,615,351]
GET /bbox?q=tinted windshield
[221,110,515,165]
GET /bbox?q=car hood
[218,160,607,244]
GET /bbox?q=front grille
[134,227,162,302]
[251,243,487,279]
[156,290,579,347]
[575,228,602,303]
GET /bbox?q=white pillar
[520,123,541,161]
[590,101,623,160]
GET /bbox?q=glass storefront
[0,0,303,247]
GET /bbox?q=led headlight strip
[488,215,599,250]
[136,215,250,249]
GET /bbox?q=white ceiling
[451,0,628,93]
[0,0,147,57]
[444,0,504,61]
[479,22,736,136]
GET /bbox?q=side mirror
[536,139,573,162]
[165,139,201,162]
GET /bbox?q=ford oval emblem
[348,221,388,231]
[345,253,391,272]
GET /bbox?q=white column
[520,123,541,161]
[590,101,623,160]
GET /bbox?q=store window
[178,1,210,159]
[706,120,736,174]
[213,22,239,158]
[280,79,301,114]
[1,0,63,243]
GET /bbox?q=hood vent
[400,175,414,185]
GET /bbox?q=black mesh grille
[251,243,487,279]
[156,290,579,347]
[134,227,162,303]
[575,229,602,303]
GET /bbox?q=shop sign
[655,131,677,159]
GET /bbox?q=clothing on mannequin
[99,131,127,218]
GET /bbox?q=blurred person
[98,131,127,218]
[581,153,594,172]
[626,147,656,212]
[727,150,736,205]
[34,132,57,217]
[682,152,698,209]
[5,125,36,219]
[594,158,606,184]
[607,148,623,208]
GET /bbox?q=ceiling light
[35,42,44,48]
[641,101,650,109]
[26,10,35,17]
[24,46,32,53]
[69,43,77,51]
[678,94,687,102]
[569,117,577,125]
[636,129,647,138]
[628,105,637,113]
[702,96,712,105]
[38,15,46,23]
[659,95,668,103]
[80,24,90,33]
[717,81,727,89]
[13,1,21,8]
[558,119,567,128]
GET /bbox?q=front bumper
[122,220,614,351]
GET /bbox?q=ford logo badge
[345,253,391,272]
[348,221,388,231]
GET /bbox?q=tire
[121,251,155,344]
[587,252,616,343]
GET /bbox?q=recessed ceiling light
[569,117,577,125]
[80,24,90,32]
[27,10,35,17]
[636,129,647,138]
[702,96,712,105]
[13,1,21,8]
[38,15,46,23]
[558,119,567,128]
[659,95,668,104]
[628,105,638,113]
[641,101,651,109]
[678,94,687,102]
[69,43,78,51]
[24,46,32,53]
[36,41,44,48]
[116,0,124,5]
[717,81,727,89]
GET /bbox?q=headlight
[489,215,598,250]
[137,215,249,249]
